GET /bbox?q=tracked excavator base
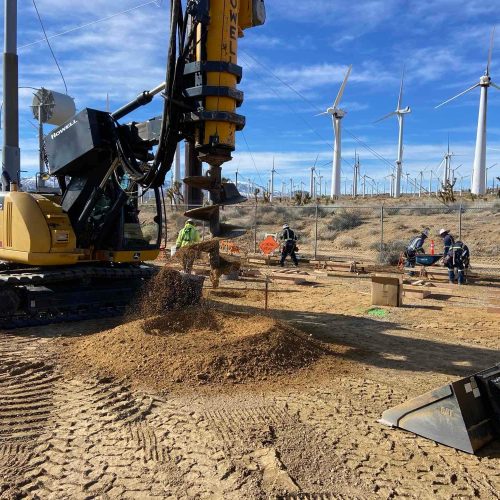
[380,363,500,454]
[0,264,204,328]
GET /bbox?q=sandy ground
[0,266,499,499]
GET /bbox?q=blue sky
[2,0,500,193]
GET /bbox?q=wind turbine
[317,65,352,198]
[436,28,499,195]
[375,67,411,198]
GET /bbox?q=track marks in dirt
[280,377,500,499]
[0,360,58,442]
[0,334,57,497]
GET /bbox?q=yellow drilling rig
[0,0,265,326]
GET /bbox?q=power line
[21,1,163,50]
[32,0,68,94]
[240,48,395,170]
[240,130,266,189]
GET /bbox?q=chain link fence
[157,200,500,262]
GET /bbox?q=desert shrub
[258,210,281,225]
[377,240,407,266]
[318,229,339,241]
[337,236,359,248]
[142,224,159,242]
[327,210,363,231]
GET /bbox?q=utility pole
[486,163,497,190]
[419,171,423,197]
[2,0,20,190]
[235,168,238,190]
[270,158,276,202]
[443,139,452,188]
[289,178,293,200]
[352,152,359,197]
[429,170,433,197]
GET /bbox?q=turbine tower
[436,28,499,195]
[375,67,411,198]
[317,65,352,198]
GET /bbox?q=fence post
[458,202,463,240]
[253,203,258,253]
[314,204,319,259]
[380,205,384,257]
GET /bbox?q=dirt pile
[61,308,326,391]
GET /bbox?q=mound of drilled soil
[137,267,205,316]
[61,308,326,391]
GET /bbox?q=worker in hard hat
[439,229,469,284]
[438,228,455,257]
[176,218,201,273]
[445,241,470,285]
[279,223,299,267]
[404,228,430,273]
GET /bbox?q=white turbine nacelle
[399,106,411,114]
[327,107,346,119]
[479,74,491,86]
[435,27,499,195]
[316,64,353,198]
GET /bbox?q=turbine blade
[435,83,480,108]
[397,65,406,110]
[314,111,329,116]
[487,26,496,76]
[374,111,397,123]
[333,64,353,109]
[491,81,500,90]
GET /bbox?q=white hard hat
[422,228,430,237]
[439,228,449,236]
[186,218,193,224]
[283,223,289,229]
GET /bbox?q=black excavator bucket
[380,363,500,454]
